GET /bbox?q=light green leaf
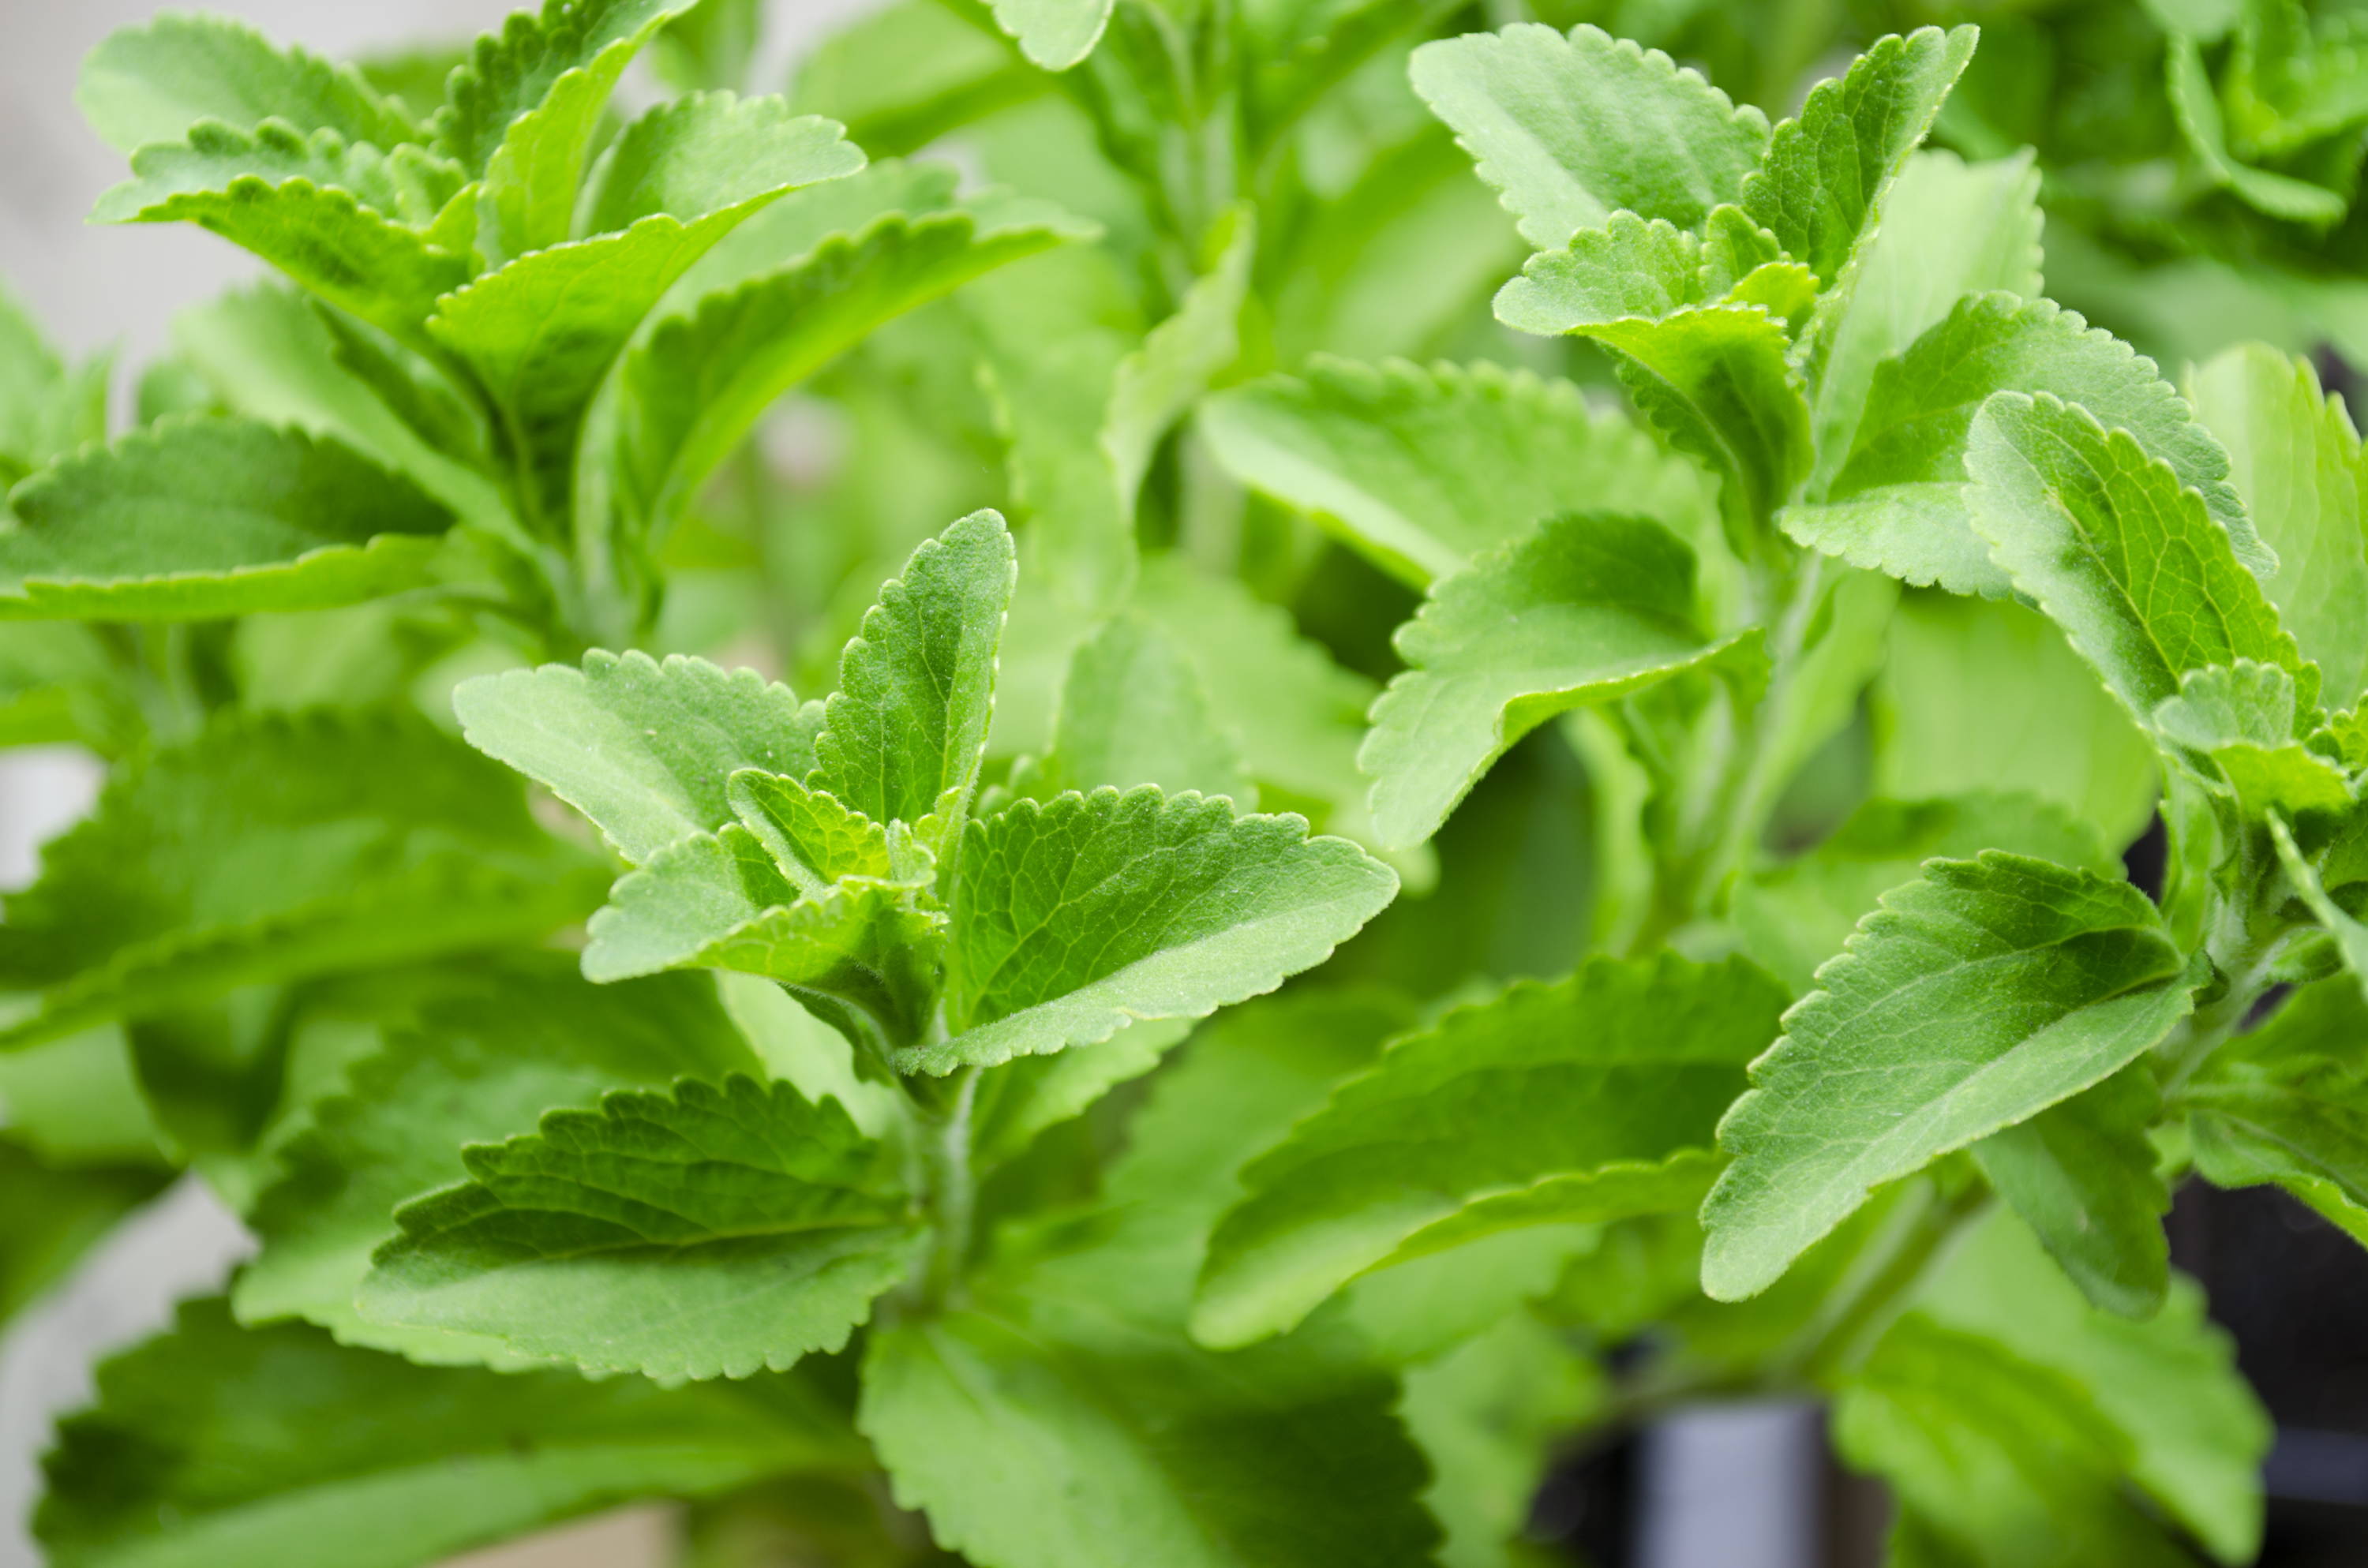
[1362,511,1748,849]
[237,960,759,1363]
[1914,1212,2272,1564]
[1739,27,1979,290]
[358,1074,921,1379]
[0,709,605,1051]
[906,788,1398,1075]
[1408,23,1770,249]
[579,95,861,238]
[987,0,1117,70]
[0,284,107,485]
[1875,591,2161,848]
[1194,954,1787,1349]
[468,2,708,262]
[1021,613,1252,806]
[1102,204,1253,514]
[1197,355,1719,587]
[969,1018,1193,1174]
[1973,1068,2170,1319]
[0,624,131,754]
[36,1297,858,1568]
[94,121,464,231]
[2182,975,2368,1239]
[812,509,1015,842]
[2272,813,2368,1004]
[0,417,456,622]
[790,2,1043,157]
[1832,1313,2199,1568]
[455,649,822,863]
[2156,661,2353,818]
[1789,295,2260,597]
[77,12,415,156]
[2189,342,2368,705]
[614,204,1087,537]
[1808,148,2044,485]
[1969,392,2312,732]
[0,1136,167,1327]
[1732,791,2116,994]
[1701,851,2192,1300]
[2167,31,2348,223]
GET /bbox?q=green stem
[1779,1178,1989,1383]
[1696,551,1826,913]
[915,1066,981,1308]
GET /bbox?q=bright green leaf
[2167,31,2349,223]
[434,0,696,174]
[987,0,1117,70]
[0,1136,167,1327]
[1102,204,1253,513]
[1021,613,1253,806]
[77,12,415,156]
[2183,972,2368,1236]
[2156,661,2353,818]
[1973,1068,2171,1319]
[1701,851,2191,1300]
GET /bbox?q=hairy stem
[915,1066,982,1308]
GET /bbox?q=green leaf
[1913,1211,2272,1564]
[614,203,1087,537]
[0,1136,167,1327]
[1732,791,2117,994]
[434,0,697,174]
[1973,1068,2171,1319]
[77,12,415,156]
[0,284,107,485]
[905,788,1398,1075]
[648,0,762,91]
[1701,851,2192,1300]
[967,1018,1193,1175]
[1197,356,1719,587]
[580,95,861,238]
[1875,591,2161,849]
[0,417,457,621]
[1832,1313,2201,1568]
[2183,975,2368,1235]
[236,961,761,1364]
[1194,954,1787,1349]
[0,623,132,754]
[1739,27,1979,291]
[1409,23,1770,249]
[790,2,1044,158]
[2167,32,2348,223]
[455,649,822,863]
[358,1074,920,1379]
[811,509,1015,843]
[1362,511,1748,849]
[2155,661,2353,818]
[1021,613,1252,806]
[1808,148,2044,485]
[90,137,470,346]
[2272,813,2368,1005]
[987,0,1117,70]
[1969,392,2313,732]
[2188,343,2368,706]
[1789,295,2260,597]
[1102,203,1254,512]
[0,709,605,1051]
[37,1297,858,1568]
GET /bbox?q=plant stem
[916,1066,981,1308]
[1779,1178,1989,1383]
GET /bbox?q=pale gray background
[0,3,1816,1563]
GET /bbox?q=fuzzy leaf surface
[1197,356,1718,586]
[0,417,455,621]
[907,788,1398,1075]
[1363,511,1742,849]
[77,13,416,155]
[1701,851,2191,1300]
[434,0,695,173]
[36,1298,856,1568]
[1194,954,1787,1348]
[359,1075,920,1380]
[455,650,822,863]
[1408,23,1769,249]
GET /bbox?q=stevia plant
[9,2,2368,1567]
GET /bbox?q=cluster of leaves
[12,2,2368,1566]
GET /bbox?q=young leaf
[987,0,1118,71]
[2181,975,2368,1237]
[77,12,416,155]
[2166,32,2349,223]
[1197,356,1719,587]
[1967,391,2313,725]
[1731,791,2116,994]
[1701,851,2192,1300]
[94,122,465,231]
[1408,24,1770,249]
[579,94,862,238]
[2188,342,2368,706]
[236,961,761,1364]
[613,203,1088,537]
[1193,954,1788,1349]
[359,1075,922,1380]
[37,1298,859,1568]
[1789,295,2259,597]
[811,508,1015,843]
[2155,661,2353,819]
[455,649,823,863]
[1973,1067,2171,1319]
[906,788,1398,1075]
[1737,27,1980,290]
[434,0,697,174]
[1021,613,1253,806]
[0,709,606,1051]
[1362,510,1749,849]
[0,417,456,621]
